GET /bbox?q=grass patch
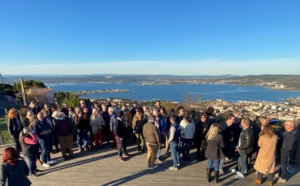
[0,117,12,145]
[1,130,11,144]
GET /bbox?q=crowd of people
[1,99,299,185]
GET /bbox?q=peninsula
[71,89,130,96]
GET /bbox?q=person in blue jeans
[205,123,225,183]
[33,112,56,168]
[234,118,253,180]
[74,107,89,152]
[168,115,181,170]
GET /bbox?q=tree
[0,84,16,97]
[14,80,46,92]
[182,93,203,110]
[55,91,79,108]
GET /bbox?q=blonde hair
[206,123,219,140]
[260,125,275,138]
[29,101,36,109]
[92,108,99,115]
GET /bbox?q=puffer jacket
[238,127,254,154]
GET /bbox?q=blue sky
[0,0,300,75]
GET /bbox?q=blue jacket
[159,115,167,132]
[115,118,125,138]
[32,120,50,141]
[0,160,31,186]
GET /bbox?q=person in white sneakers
[232,118,253,180]
[32,112,56,168]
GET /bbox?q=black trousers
[279,150,291,180]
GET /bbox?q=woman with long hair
[205,123,225,183]
[8,108,23,155]
[254,125,277,186]
[23,111,36,128]
[0,147,31,186]
[132,107,148,152]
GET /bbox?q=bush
[14,80,46,92]
[55,91,80,108]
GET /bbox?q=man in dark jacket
[278,120,299,183]
[115,111,130,162]
[32,112,56,167]
[234,118,253,179]
[218,114,235,173]
[74,107,89,152]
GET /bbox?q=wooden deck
[0,144,299,186]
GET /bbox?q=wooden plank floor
[0,144,299,186]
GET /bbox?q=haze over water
[48,83,300,102]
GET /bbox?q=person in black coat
[218,114,236,173]
[115,111,130,162]
[234,118,253,179]
[195,114,210,161]
[205,123,225,183]
[7,108,23,154]
[278,120,299,183]
[0,147,31,186]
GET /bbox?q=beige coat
[254,134,278,174]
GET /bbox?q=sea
[47,82,300,103]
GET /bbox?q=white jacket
[180,119,195,139]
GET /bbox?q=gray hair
[108,107,114,112]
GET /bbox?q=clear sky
[1,0,300,75]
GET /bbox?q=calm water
[47,83,300,102]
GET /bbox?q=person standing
[168,115,181,171]
[176,106,185,123]
[132,107,148,152]
[152,109,164,162]
[143,115,161,170]
[74,107,89,152]
[218,114,236,173]
[121,105,133,144]
[233,118,253,179]
[195,114,210,161]
[100,103,111,145]
[115,111,130,162]
[205,123,225,183]
[108,107,117,148]
[20,127,39,177]
[32,112,56,168]
[55,112,74,160]
[90,108,105,149]
[7,108,23,155]
[278,120,298,183]
[180,112,195,161]
[0,147,31,186]
[253,125,277,186]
